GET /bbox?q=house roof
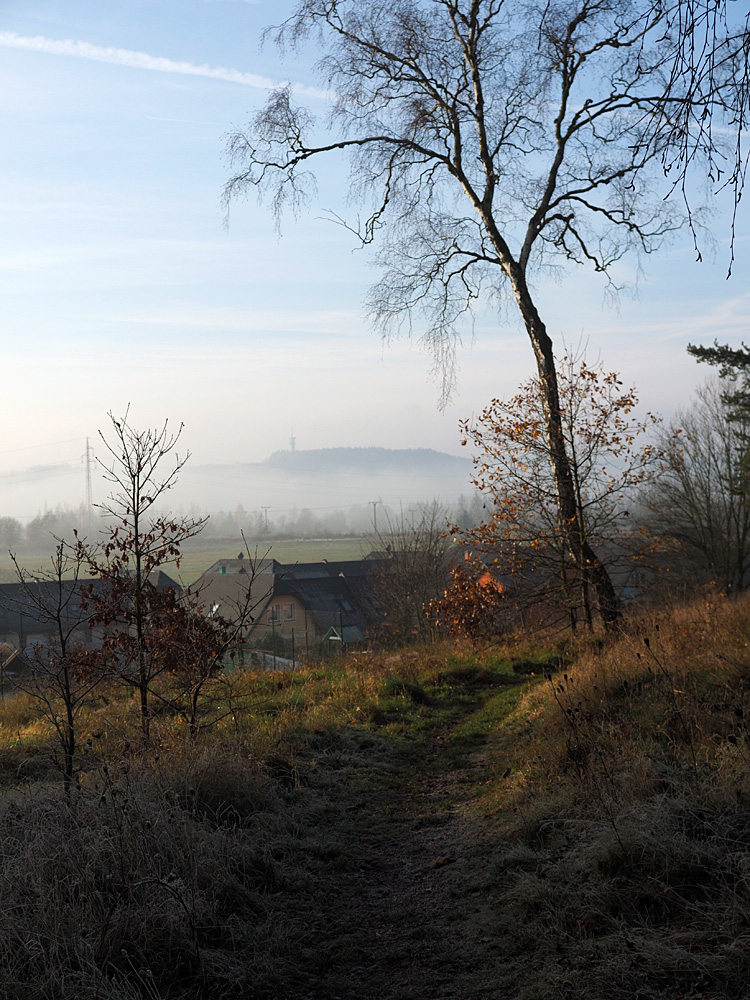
[0,571,182,640]
[272,562,376,635]
[188,571,274,623]
[323,624,365,643]
[147,569,182,591]
[0,579,110,637]
[192,556,381,636]
[274,559,375,582]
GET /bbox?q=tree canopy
[688,340,750,417]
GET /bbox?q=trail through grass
[275,666,534,999]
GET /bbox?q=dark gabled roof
[274,559,374,583]
[0,578,110,635]
[147,569,182,592]
[0,571,182,638]
[272,571,372,634]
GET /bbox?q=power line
[0,437,84,457]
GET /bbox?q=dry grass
[2,598,750,997]
[454,593,750,998]
[0,755,294,998]
[0,642,511,999]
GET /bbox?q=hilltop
[263,446,470,476]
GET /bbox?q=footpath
[286,690,525,1000]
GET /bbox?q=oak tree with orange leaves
[460,355,664,631]
[426,562,508,643]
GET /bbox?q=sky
[1,0,749,518]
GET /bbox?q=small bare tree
[84,411,207,744]
[154,548,270,737]
[366,501,452,645]
[8,542,102,794]
[224,0,727,627]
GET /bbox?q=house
[0,570,181,655]
[187,557,275,628]
[191,556,382,656]
[266,560,376,651]
[0,579,108,653]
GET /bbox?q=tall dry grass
[0,741,300,999]
[473,593,750,999]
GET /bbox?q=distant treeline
[0,494,485,549]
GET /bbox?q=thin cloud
[0,31,328,99]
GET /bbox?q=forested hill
[264,447,470,476]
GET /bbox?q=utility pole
[83,437,94,523]
[369,500,380,534]
[261,506,270,533]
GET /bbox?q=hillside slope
[0,596,749,997]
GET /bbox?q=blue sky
[1,0,748,509]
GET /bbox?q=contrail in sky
[0,31,328,99]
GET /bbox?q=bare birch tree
[224,0,735,626]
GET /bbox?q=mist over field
[0,447,476,538]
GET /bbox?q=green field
[0,535,372,585]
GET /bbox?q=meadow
[0,535,370,586]
[0,593,749,997]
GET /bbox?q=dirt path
[291,720,519,1000]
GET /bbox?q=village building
[192,555,382,657]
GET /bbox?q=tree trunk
[508,265,621,628]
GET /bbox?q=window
[268,604,281,623]
[283,603,296,622]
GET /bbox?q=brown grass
[453,593,750,998]
[1,598,750,997]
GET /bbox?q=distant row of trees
[0,496,485,550]
[0,509,92,551]
[202,494,483,541]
